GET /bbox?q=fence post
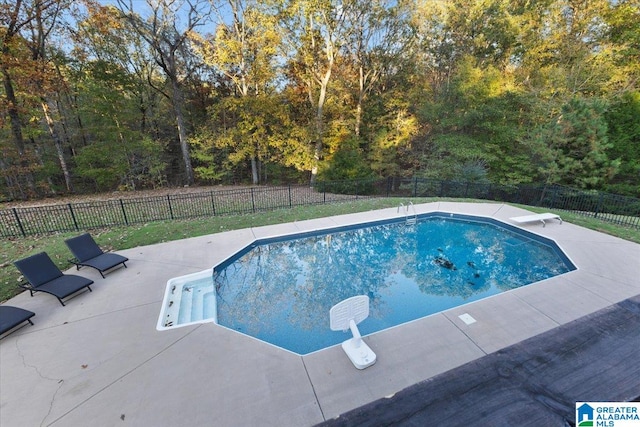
[288,185,292,208]
[251,188,256,212]
[68,203,79,230]
[550,186,558,208]
[167,195,174,219]
[120,199,129,225]
[413,177,417,197]
[595,193,604,218]
[210,191,217,216]
[12,208,26,237]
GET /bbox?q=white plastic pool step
[157,270,218,331]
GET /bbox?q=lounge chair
[0,306,35,337]
[65,233,128,278]
[14,252,93,306]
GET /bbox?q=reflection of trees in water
[411,221,570,296]
[216,225,411,332]
[215,219,571,334]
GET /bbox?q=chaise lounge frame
[14,252,94,306]
[0,306,35,337]
[65,233,128,278]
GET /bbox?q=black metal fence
[387,177,640,229]
[1,178,639,238]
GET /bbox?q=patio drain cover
[459,313,477,325]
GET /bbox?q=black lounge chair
[65,233,128,278]
[14,252,94,306]
[0,306,35,337]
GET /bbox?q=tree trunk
[1,0,25,154]
[41,98,73,192]
[1,69,25,153]
[251,156,259,185]
[355,100,363,138]
[171,79,194,185]
[310,69,331,186]
[355,65,365,137]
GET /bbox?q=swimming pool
[157,212,575,354]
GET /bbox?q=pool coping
[156,210,577,350]
[1,202,639,426]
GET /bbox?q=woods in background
[1,0,639,200]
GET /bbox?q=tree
[191,0,280,184]
[515,0,615,100]
[192,92,312,183]
[278,0,353,184]
[341,0,414,137]
[72,2,160,135]
[30,1,76,193]
[0,0,78,197]
[604,0,640,94]
[116,0,212,185]
[529,97,620,188]
[67,2,168,190]
[605,91,640,196]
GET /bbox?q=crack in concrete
[301,356,326,421]
[46,324,203,426]
[14,337,65,427]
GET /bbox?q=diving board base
[342,338,377,370]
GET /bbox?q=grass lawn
[2,198,639,303]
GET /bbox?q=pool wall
[157,210,577,333]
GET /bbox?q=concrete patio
[1,202,639,426]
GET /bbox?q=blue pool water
[168,214,575,354]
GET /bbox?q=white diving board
[509,213,562,227]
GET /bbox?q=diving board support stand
[330,295,377,369]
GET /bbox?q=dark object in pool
[474,273,481,278]
[467,261,476,268]
[434,256,457,270]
